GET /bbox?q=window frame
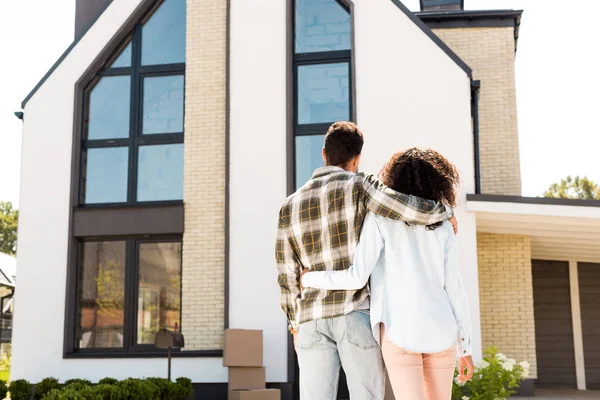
[292,0,354,190]
[64,0,224,359]
[79,18,186,208]
[72,235,183,356]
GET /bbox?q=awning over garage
[467,194,600,263]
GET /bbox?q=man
[276,122,456,400]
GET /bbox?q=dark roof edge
[21,1,115,109]
[390,0,472,78]
[467,194,600,209]
[417,9,523,52]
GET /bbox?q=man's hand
[290,329,298,349]
[457,356,474,383]
[299,268,310,290]
[449,216,458,235]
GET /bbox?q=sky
[1,0,599,208]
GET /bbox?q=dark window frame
[64,0,223,359]
[292,0,354,190]
[73,235,183,356]
[80,15,186,208]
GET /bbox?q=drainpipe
[471,80,481,194]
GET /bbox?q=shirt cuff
[457,332,471,357]
[301,271,316,288]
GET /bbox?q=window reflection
[295,0,351,53]
[86,76,131,140]
[296,135,325,188]
[298,63,350,124]
[143,75,184,134]
[142,0,186,65]
[77,241,126,349]
[137,242,182,344]
[137,144,184,202]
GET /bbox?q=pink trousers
[381,327,456,400]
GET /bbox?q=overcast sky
[1,0,599,208]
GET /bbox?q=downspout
[471,80,481,194]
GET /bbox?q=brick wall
[181,0,227,350]
[477,232,537,377]
[433,27,522,195]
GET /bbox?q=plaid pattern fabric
[276,166,453,329]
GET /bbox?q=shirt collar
[311,166,349,179]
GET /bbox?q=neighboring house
[10,0,600,398]
[0,253,15,356]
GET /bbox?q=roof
[20,0,114,109]
[0,253,16,287]
[467,194,600,263]
[390,0,472,78]
[21,1,522,108]
[467,194,600,208]
[416,9,523,52]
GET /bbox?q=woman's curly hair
[380,147,460,210]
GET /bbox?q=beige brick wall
[477,232,537,377]
[433,27,522,195]
[181,0,227,350]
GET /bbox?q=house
[10,0,600,398]
[0,252,15,356]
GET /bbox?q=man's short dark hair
[323,121,364,167]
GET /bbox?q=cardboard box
[223,329,263,367]
[230,389,281,400]
[228,367,266,398]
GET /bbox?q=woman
[301,147,474,400]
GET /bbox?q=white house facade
[11,0,600,398]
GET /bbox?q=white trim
[569,260,586,390]
[467,200,600,220]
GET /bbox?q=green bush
[40,377,194,400]
[43,385,100,400]
[0,379,8,400]
[35,377,61,400]
[93,383,125,400]
[452,347,529,400]
[63,379,92,387]
[9,379,33,400]
[117,378,160,400]
[97,378,118,386]
[175,377,194,400]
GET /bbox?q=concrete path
[519,389,600,399]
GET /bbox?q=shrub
[35,377,61,400]
[93,383,125,400]
[116,378,160,400]
[97,378,118,386]
[63,379,92,387]
[0,379,8,400]
[9,379,33,400]
[39,377,194,400]
[175,377,194,400]
[43,385,100,400]
[452,347,529,400]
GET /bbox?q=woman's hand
[457,356,474,383]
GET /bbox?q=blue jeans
[295,310,385,400]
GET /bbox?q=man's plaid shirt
[275,166,453,330]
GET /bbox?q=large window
[293,0,352,189]
[81,0,186,206]
[69,0,187,357]
[76,239,182,351]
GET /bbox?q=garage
[532,260,577,388]
[579,263,600,390]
